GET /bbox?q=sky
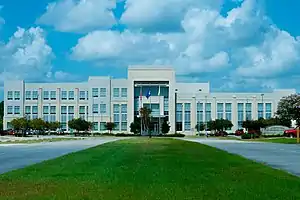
[0,0,300,100]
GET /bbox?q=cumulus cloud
[0,27,54,85]
[37,0,117,33]
[70,0,300,91]
[121,0,222,32]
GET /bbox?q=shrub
[156,133,185,137]
[114,133,141,137]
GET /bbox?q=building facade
[3,67,296,134]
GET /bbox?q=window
[246,103,252,120]
[61,91,67,100]
[50,115,56,122]
[43,91,49,100]
[121,104,127,122]
[50,106,56,114]
[121,88,127,97]
[238,103,244,128]
[32,91,38,100]
[14,91,20,100]
[176,103,183,131]
[7,106,13,114]
[217,103,224,119]
[68,106,74,114]
[164,98,169,116]
[43,115,49,122]
[50,91,56,100]
[113,104,120,130]
[61,106,67,114]
[184,103,191,131]
[100,88,106,97]
[113,88,119,97]
[265,103,272,119]
[14,106,20,114]
[79,91,85,100]
[92,88,99,97]
[100,104,106,114]
[32,106,38,114]
[68,91,74,100]
[196,102,203,124]
[43,106,49,114]
[79,106,85,114]
[25,91,31,100]
[121,122,127,131]
[93,122,98,131]
[205,103,211,122]
[225,103,232,121]
[100,122,106,131]
[257,103,263,119]
[7,91,13,100]
[93,104,98,114]
[25,106,31,114]
[61,115,67,122]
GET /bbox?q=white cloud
[0,6,4,29]
[121,0,222,32]
[71,0,300,91]
[37,0,117,33]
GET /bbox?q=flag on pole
[146,89,151,99]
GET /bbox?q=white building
[3,67,296,134]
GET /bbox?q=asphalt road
[180,138,300,177]
[0,137,122,174]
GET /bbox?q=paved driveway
[180,138,300,176]
[0,137,121,174]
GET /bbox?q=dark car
[215,131,228,137]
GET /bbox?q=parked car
[283,128,299,138]
[235,129,244,136]
[215,131,228,137]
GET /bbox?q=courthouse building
[3,66,296,134]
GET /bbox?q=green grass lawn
[0,138,300,200]
[253,138,299,144]
[0,137,83,144]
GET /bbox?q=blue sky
[0,0,300,100]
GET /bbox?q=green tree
[49,121,61,131]
[0,101,3,120]
[276,94,300,126]
[195,122,205,132]
[161,120,170,134]
[105,122,116,133]
[207,119,233,131]
[30,118,46,136]
[0,119,3,131]
[11,117,29,136]
[130,117,141,134]
[68,118,91,135]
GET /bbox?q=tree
[195,122,205,132]
[276,94,300,126]
[0,119,3,131]
[11,117,29,136]
[130,117,141,134]
[49,121,61,131]
[0,101,3,120]
[30,118,46,136]
[105,122,116,133]
[207,119,233,131]
[161,120,170,134]
[68,118,91,134]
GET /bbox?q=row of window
[8,88,128,101]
